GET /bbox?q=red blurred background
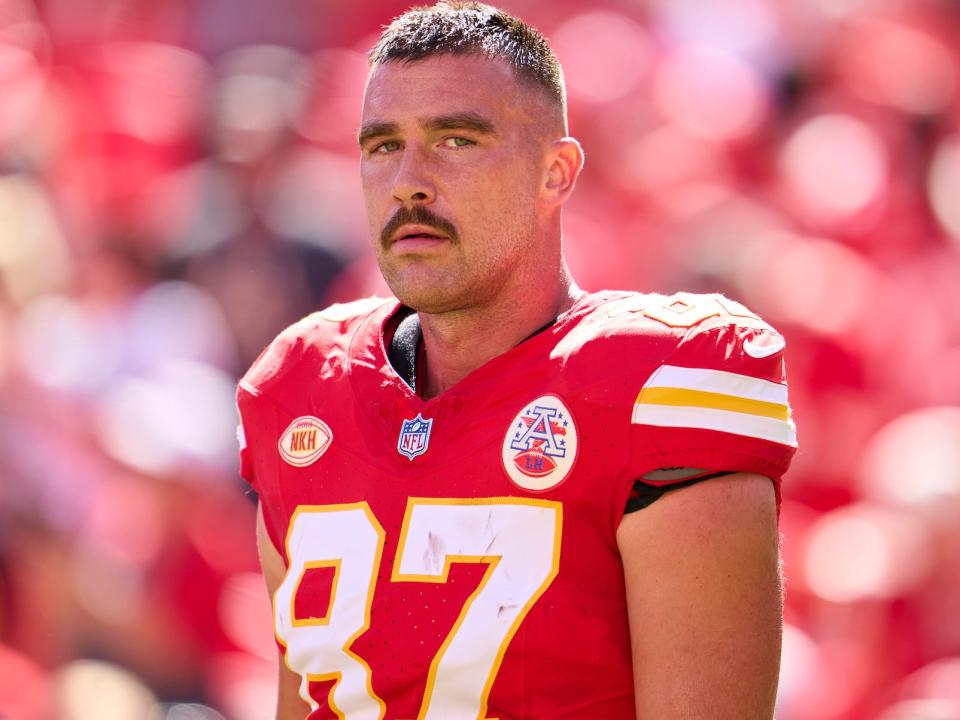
[1,0,959,718]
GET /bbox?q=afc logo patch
[397,413,433,460]
[502,395,578,491]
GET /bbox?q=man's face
[359,53,551,313]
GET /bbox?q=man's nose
[391,148,436,205]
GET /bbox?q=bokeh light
[257,147,368,252]
[151,704,226,720]
[858,407,960,508]
[0,175,69,304]
[55,660,156,720]
[96,360,238,475]
[776,623,820,714]
[205,653,275,720]
[900,657,960,707]
[613,124,729,210]
[929,134,960,246]
[551,11,653,104]
[14,294,118,391]
[213,45,305,164]
[649,0,777,54]
[877,700,960,720]
[803,503,934,602]
[0,644,52,720]
[297,49,369,146]
[653,47,768,141]
[837,17,956,115]
[217,572,275,659]
[0,6,48,144]
[780,114,887,226]
[91,42,208,144]
[737,233,878,340]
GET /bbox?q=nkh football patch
[632,365,797,447]
[397,413,433,460]
[502,395,578,491]
[278,416,333,467]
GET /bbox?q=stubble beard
[378,230,522,316]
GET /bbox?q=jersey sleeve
[236,417,254,490]
[625,316,798,494]
[232,310,317,554]
[233,297,395,554]
[235,387,287,554]
[234,314,306,497]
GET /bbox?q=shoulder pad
[555,291,773,355]
[553,291,787,386]
[629,294,796,453]
[663,293,787,378]
[607,291,772,332]
[316,297,393,323]
[239,296,393,396]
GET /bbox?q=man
[237,3,797,718]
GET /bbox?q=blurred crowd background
[1,0,959,718]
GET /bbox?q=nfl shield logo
[397,413,433,460]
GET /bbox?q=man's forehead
[363,53,524,110]
[360,53,563,139]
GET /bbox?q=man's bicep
[257,503,311,720]
[616,472,782,720]
[257,502,287,593]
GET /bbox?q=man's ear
[541,136,584,207]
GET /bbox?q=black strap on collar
[388,310,422,391]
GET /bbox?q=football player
[237,3,796,718]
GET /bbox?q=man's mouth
[390,225,450,244]
[381,207,459,248]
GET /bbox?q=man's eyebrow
[422,112,497,135]
[357,113,497,147]
[357,122,400,147]
[357,121,398,147]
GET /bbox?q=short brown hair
[369,2,566,114]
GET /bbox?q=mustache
[381,205,459,246]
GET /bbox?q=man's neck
[416,273,582,399]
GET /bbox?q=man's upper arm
[616,472,782,720]
[257,502,287,592]
[257,503,311,720]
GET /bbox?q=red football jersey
[236,290,797,720]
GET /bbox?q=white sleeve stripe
[642,365,789,406]
[631,404,798,448]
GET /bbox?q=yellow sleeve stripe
[636,387,791,421]
[633,365,797,447]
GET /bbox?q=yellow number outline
[277,502,387,720]
[392,497,563,720]
[290,559,342,627]
[278,498,562,720]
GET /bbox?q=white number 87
[272,497,563,720]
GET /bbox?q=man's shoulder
[238,296,395,398]
[557,290,784,380]
[565,291,796,476]
[558,291,776,355]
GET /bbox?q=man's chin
[385,279,468,315]
[393,289,465,314]
[378,258,481,314]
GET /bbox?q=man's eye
[442,136,475,148]
[373,140,401,154]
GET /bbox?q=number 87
[273,498,563,720]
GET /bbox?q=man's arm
[257,503,312,720]
[616,472,782,719]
